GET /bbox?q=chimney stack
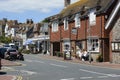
[64,0,71,8]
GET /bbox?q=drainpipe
[100,16,104,62]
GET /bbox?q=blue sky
[0,0,78,23]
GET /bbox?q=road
[3,54,120,80]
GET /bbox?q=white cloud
[0,0,79,13]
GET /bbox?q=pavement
[0,54,120,80]
[0,59,22,80]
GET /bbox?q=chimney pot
[64,0,71,8]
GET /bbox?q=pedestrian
[81,49,89,61]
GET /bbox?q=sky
[0,0,78,23]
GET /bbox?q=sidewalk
[40,54,120,69]
[0,59,22,80]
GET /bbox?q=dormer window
[75,13,81,28]
[89,9,96,26]
[64,18,68,30]
[52,21,58,32]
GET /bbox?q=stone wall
[112,18,120,64]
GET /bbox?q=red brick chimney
[64,0,71,8]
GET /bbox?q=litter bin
[64,51,71,60]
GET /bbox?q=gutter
[105,0,120,29]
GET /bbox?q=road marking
[25,59,33,62]
[25,59,45,63]
[50,63,68,68]
[79,69,113,76]
[1,67,15,71]
[60,78,75,80]
[80,77,93,79]
[97,76,109,78]
[33,60,45,63]
[79,68,120,78]
[20,70,37,75]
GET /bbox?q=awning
[23,39,34,45]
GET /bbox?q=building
[105,0,120,63]
[45,0,119,62]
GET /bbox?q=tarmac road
[3,54,120,80]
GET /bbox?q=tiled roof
[44,0,115,22]
[60,0,113,18]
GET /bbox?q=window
[75,13,80,28]
[111,42,120,52]
[89,9,96,26]
[87,37,99,52]
[64,18,68,30]
[52,21,58,32]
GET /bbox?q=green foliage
[96,54,103,62]
[22,49,31,54]
[56,51,63,57]
[42,19,50,23]
[0,36,11,43]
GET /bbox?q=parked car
[4,48,24,61]
[3,44,11,49]
[5,48,18,60]
[0,47,8,58]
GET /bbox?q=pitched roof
[105,0,120,29]
[60,0,114,18]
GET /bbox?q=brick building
[45,0,119,62]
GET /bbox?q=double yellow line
[16,76,23,80]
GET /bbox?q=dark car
[0,47,8,58]
[5,48,18,60]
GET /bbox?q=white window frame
[89,9,96,26]
[75,13,81,28]
[52,21,58,32]
[87,37,99,52]
[64,18,68,30]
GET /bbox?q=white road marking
[80,77,93,79]
[33,60,45,63]
[79,69,114,76]
[20,70,37,75]
[25,59,44,63]
[97,76,109,78]
[25,59,33,62]
[79,68,120,78]
[50,63,67,68]
[60,78,75,80]
[1,67,15,71]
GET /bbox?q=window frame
[87,37,99,52]
[64,18,68,30]
[89,9,96,26]
[111,42,120,52]
[52,21,58,32]
[75,13,81,28]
